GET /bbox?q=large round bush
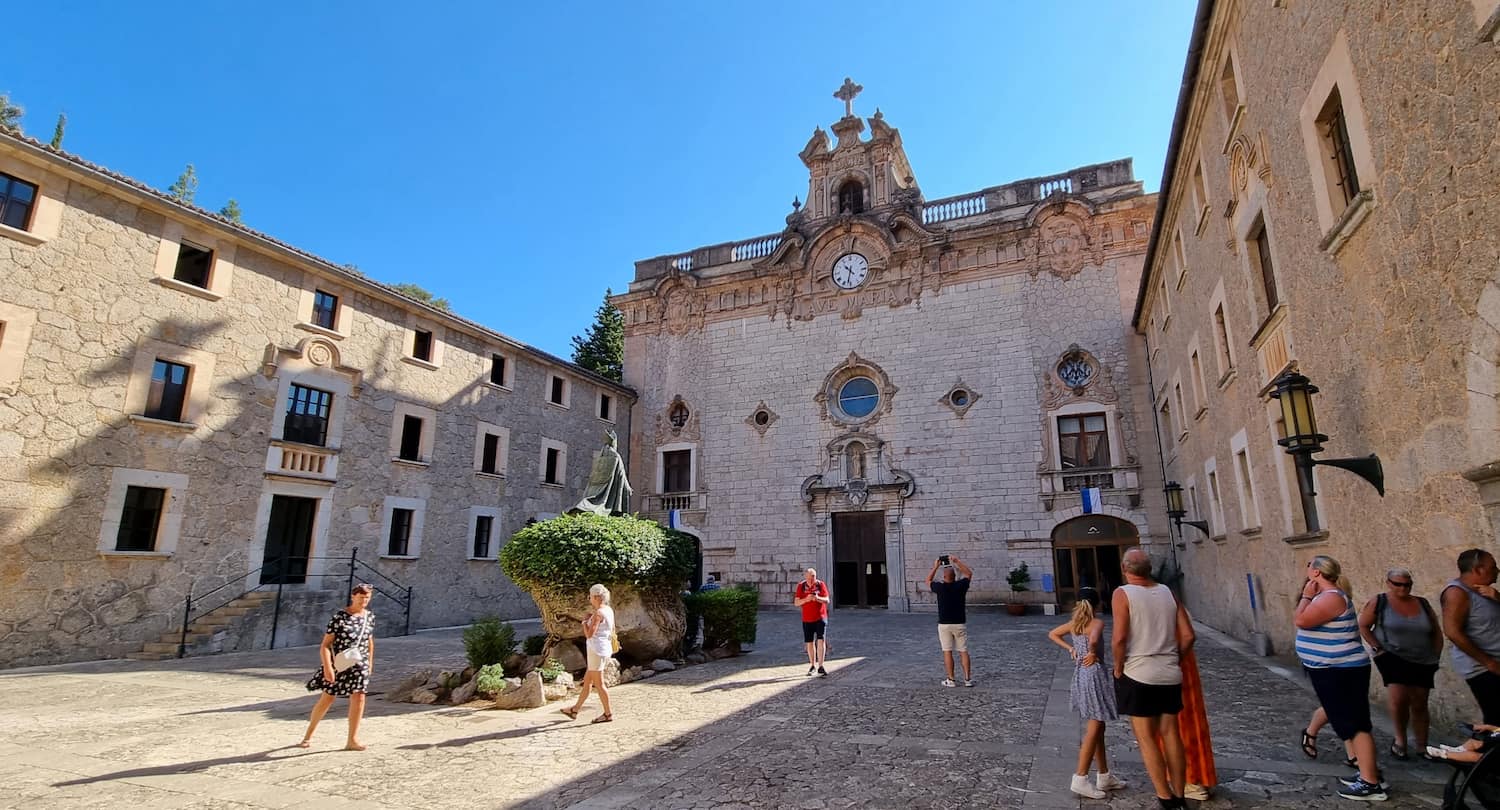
[500,513,696,593]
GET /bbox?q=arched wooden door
[1051,515,1139,608]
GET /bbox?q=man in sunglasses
[1443,549,1500,725]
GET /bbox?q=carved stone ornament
[1026,199,1101,281]
[745,401,779,436]
[938,379,982,417]
[814,352,898,428]
[262,337,364,397]
[1042,344,1118,410]
[655,395,700,444]
[844,478,870,506]
[1228,131,1274,202]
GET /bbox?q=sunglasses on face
[1387,579,1413,588]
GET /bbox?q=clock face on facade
[832,253,869,289]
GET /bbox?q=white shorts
[586,648,609,671]
[938,623,968,652]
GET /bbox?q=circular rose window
[837,377,880,419]
[1058,357,1094,388]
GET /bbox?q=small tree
[0,93,22,132]
[168,164,198,204]
[49,113,65,149]
[570,288,624,382]
[1006,562,1031,592]
[391,282,450,311]
[219,199,242,223]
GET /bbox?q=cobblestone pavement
[0,611,1457,808]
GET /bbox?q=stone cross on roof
[834,77,863,118]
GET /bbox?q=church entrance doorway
[832,511,887,608]
[1050,514,1139,609]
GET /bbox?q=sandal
[560,706,579,719]
[1300,729,1318,759]
[1390,742,1409,760]
[591,713,613,724]
[1343,755,1359,768]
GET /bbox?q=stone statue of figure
[570,430,634,516]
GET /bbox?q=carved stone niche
[814,352,898,428]
[1042,344,1119,410]
[262,337,364,396]
[745,401,779,436]
[800,431,916,508]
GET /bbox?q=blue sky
[7,1,1196,358]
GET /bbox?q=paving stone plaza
[0,610,1459,808]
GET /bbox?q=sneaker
[1070,774,1106,799]
[963,678,974,687]
[941,678,957,687]
[1184,783,1210,800]
[1337,776,1388,801]
[1096,772,1127,791]
[807,666,815,676]
[818,666,828,677]
[1339,772,1390,791]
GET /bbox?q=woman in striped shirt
[1295,555,1385,801]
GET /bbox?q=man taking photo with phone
[928,555,975,687]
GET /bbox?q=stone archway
[1050,514,1140,608]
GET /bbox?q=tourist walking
[794,568,830,677]
[562,584,616,723]
[1047,586,1125,799]
[927,555,974,687]
[1359,567,1443,760]
[1177,647,1217,800]
[1295,555,1385,801]
[1442,549,1500,725]
[299,583,375,751]
[1111,547,1193,810]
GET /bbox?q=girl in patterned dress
[298,583,375,750]
[1048,587,1127,799]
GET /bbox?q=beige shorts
[938,623,968,652]
[586,649,607,671]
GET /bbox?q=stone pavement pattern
[0,612,1456,808]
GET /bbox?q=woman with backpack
[1358,567,1444,760]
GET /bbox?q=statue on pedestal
[570,430,633,516]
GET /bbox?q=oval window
[950,389,970,408]
[837,377,880,419]
[753,410,770,426]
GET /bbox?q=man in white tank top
[1110,547,1196,810]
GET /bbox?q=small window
[1190,350,1207,412]
[144,359,190,422]
[1159,400,1175,449]
[949,389,970,408]
[837,377,880,419]
[550,376,566,405]
[388,508,414,556]
[1191,162,1208,218]
[544,447,562,485]
[1248,216,1279,312]
[1173,232,1188,281]
[1157,277,1171,327]
[1058,413,1111,469]
[0,172,39,231]
[173,241,214,288]
[411,329,433,362]
[473,515,493,559]
[753,409,770,426]
[284,383,333,446]
[398,415,424,461]
[115,485,166,552]
[1213,304,1234,375]
[1316,88,1361,211]
[1207,469,1224,531]
[1173,383,1188,437]
[490,354,507,386]
[837,180,865,214]
[663,449,692,493]
[1219,55,1241,122]
[599,393,613,421]
[312,290,339,330]
[1236,449,1261,528]
[481,433,501,474]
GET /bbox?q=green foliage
[391,282,451,311]
[168,164,198,204]
[538,657,565,683]
[570,288,624,382]
[500,513,696,593]
[0,93,22,132]
[1007,562,1031,592]
[462,616,516,670]
[49,113,65,149]
[474,663,509,695]
[522,633,547,656]
[219,199,242,223]
[686,584,759,647]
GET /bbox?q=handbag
[332,645,364,673]
[610,631,621,655]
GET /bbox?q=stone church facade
[0,130,632,667]
[614,87,1166,612]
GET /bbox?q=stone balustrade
[265,440,339,482]
[1038,465,1141,509]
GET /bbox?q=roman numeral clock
[831,252,869,289]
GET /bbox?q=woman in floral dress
[299,583,375,750]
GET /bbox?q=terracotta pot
[1006,603,1027,616]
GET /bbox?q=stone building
[613,83,1165,612]
[1134,0,1499,719]
[0,129,633,667]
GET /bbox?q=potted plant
[1006,563,1031,616]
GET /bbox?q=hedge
[499,512,697,593]
[686,584,759,648]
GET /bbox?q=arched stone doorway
[1051,515,1139,608]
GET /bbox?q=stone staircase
[127,591,279,661]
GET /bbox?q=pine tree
[219,199,242,223]
[168,164,198,204]
[391,282,450,311]
[0,94,22,132]
[571,288,624,382]
[49,113,66,149]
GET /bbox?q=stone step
[140,642,181,655]
[159,632,213,645]
[236,592,277,603]
[214,606,255,617]
[125,651,175,661]
[191,615,235,627]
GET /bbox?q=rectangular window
[544,447,561,484]
[0,172,39,231]
[489,354,507,386]
[1317,88,1361,210]
[144,359,190,422]
[398,415,424,461]
[1057,413,1111,469]
[599,393,613,421]
[473,515,493,559]
[1173,383,1188,436]
[550,376,565,405]
[1214,304,1233,375]
[1220,56,1240,122]
[411,329,433,362]
[388,508,413,556]
[115,485,166,552]
[1191,162,1208,218]
[173,241,214,288]
[1159,400,1175,449]
[1208,469,1224,532]
[1190,350,1207,413]
[1174,231,1188,282]
[1188,484,1203,529]
[1248,216,1279,311]
[284,383,333,446]
[1158,277,1170,326]
[481,433,500,474]
[662,449,692,492]
[1236,449,1261,527]
[312,290,338,330]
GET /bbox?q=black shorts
[802,620,827,643]
[1373,652,1439,689]
[1305,664,1374,740]
[1467,671,1500,726]
[1115,675,1183,717]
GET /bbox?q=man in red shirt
[794,567,830,677]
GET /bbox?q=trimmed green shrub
[686,584,759,648]
[500,513,697,593]
[463,616,516,670]
[474,663,509,696]
[1007,563,1031,592]
[538,657,565,683]
[522,633,547,656]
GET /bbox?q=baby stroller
[1443,728,1500,809]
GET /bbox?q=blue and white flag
[1080,487,1103,514]
[668,509,682,530]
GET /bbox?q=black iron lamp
[1269,370,1385,533]
[1164,480,1211,536]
